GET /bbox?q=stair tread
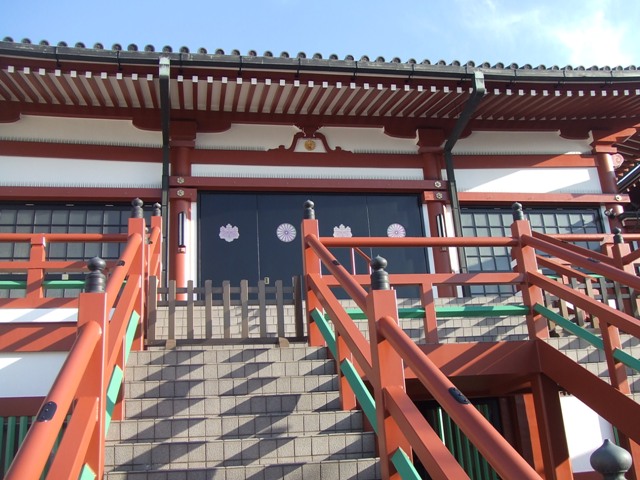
[104,457,381,479]
[105,431,376,469]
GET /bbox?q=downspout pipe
[444,70,486,273]
[159,57,171,286]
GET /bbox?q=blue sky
[2,0,639,68]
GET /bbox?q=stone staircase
[104,343,380,479]
[105,296,640,478]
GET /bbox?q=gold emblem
[304,139,316,151]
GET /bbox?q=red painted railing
[4,206,162,479]
[301,204,640,479]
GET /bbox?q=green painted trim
[0,281,28,289]
[535,304,640,374]
[391,448,421,480]
[4,416,16,473]
[124,311,140,363]
[0,280,85,290]
[105,365,124,433]
[344,305,528,320]
[613,348,640,373]
[310,309,337,358]
[339,358,377,434]
[78,464,96,480]
[534,304,604,349]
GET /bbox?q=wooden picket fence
[147,277,305,345]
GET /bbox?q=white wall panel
[455,167,601,194]
[192,164,424,180]
[561,395,614,472]
[318,126,418,153]
[196,125,299,150]
[1,156,162,188]
[452,131,592,155]
[0,352,67,397]
[0,115,161,147]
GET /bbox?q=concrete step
[107,410,365,443]
[124,374,339,398]
[104,457,381,480]
[131,344,329,366]
[105,431,376,470]
[125,391,343,419]
[126,359,336,382]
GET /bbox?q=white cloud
[551,8,633,66]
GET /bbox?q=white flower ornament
[333,224,353,238]
[387,223,406,238]
[276,223,297,242]
[219,224,240,242]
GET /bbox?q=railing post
[76,256,108,478]
[151,203,163,283]
[604,229,640,479]
[25,234,46,299]
[510,203,549,340]
[301,200,324,346]
[591,439,632,480]
[366,256,411,479]
[129,198,146,351]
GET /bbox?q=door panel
[199,193,428,291]
[199,193,259,285]
[257,193,308,285]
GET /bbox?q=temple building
[1,37,640,479]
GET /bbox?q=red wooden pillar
[300,200,324,346]
[510,203,549,340]
[169,193,192,301]
[169,122,195,300]
[366,257,411,479]
[420,134,456,297]
[592,132,629,230]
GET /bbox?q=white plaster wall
[0,352,68,397]
[454,167,601,194]
[192,164,424,180]
[561,395,614,473]
[318,127,419,153]
[0,308,78,323]
[196,125,300,150]
[0,156,162,188]
[0,115,161,147]
[452,131,592,155]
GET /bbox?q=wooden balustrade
[3,199,162,480]
[301,200,640,479]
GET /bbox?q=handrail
[0,233,127,242]
[379,315,540,479]
[105,232,143,306]
[304,234,368,310]
[320,236,518,248]
[523,233,640,291]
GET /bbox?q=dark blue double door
[199,192,428,287]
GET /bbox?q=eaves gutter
[159,57,170,285]
[617,162,640,193]
[2,42,640,84]
[444,71,486,274]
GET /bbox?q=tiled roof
[2,37,639,74]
